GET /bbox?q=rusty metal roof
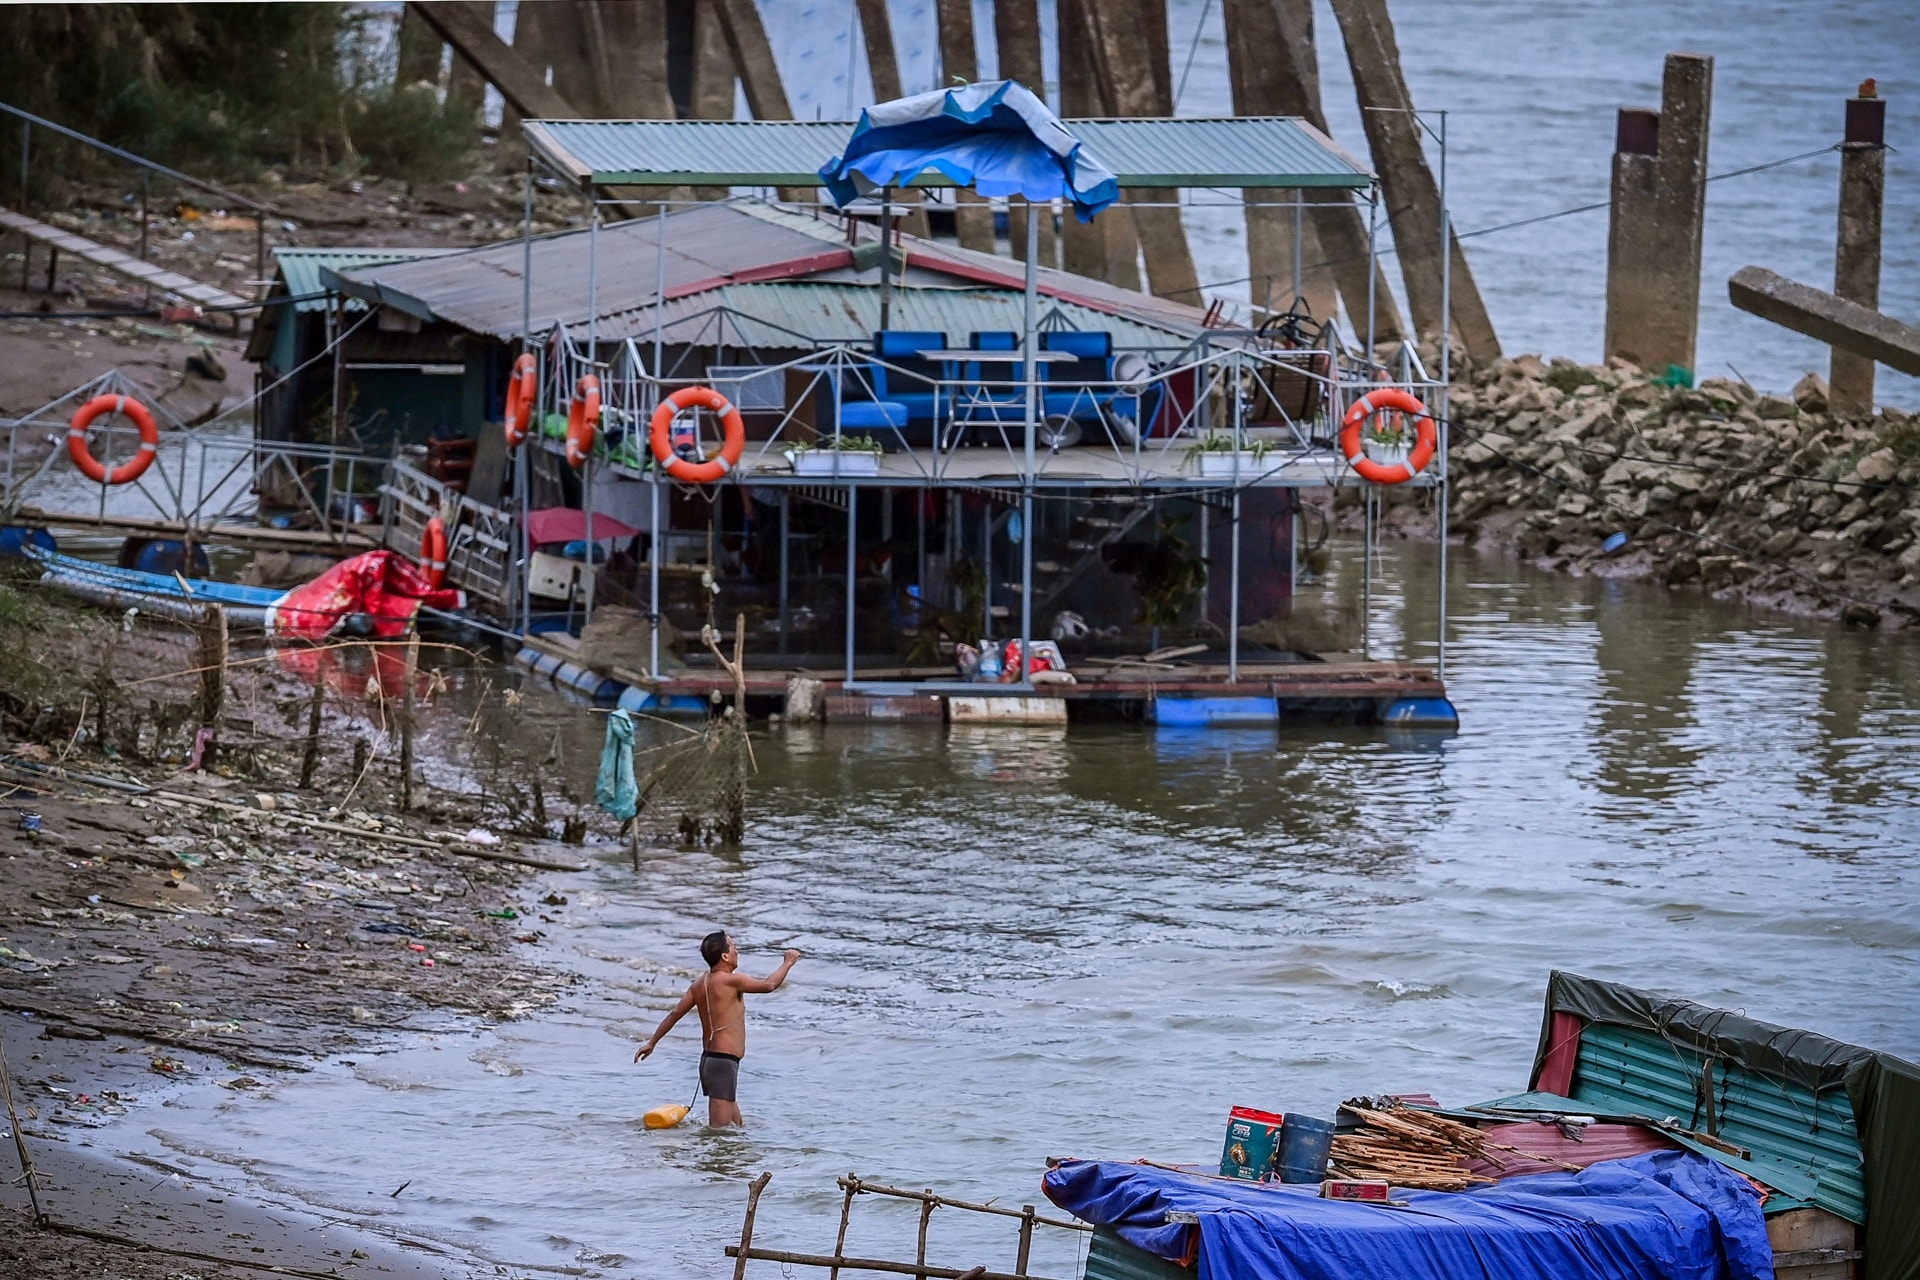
[327,200,1211,346]
[524,117,1372,191]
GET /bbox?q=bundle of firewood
[1329,1101,1498,1192]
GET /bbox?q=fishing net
[628,706,751,848]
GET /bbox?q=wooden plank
[1327,0,1499,364]
[0,207,246,310]
[1729,265,1920,376]
[408,0,582,121]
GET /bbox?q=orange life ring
[1339,388,1437,484]
[68,393,159,485]
[648,386,746,484]
[565,375,601,470]
[503,353,538,449]
[419,515,449,588]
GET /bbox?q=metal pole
[844,484,857,684]
[519,160,535,637]
[878,189,893,332]
[652,202,668,391]
[1362,486,1373,660]
[649,466,662,677]
[1228,489,1241,682]
[1292,191,1303,306]
[778,491,790,655]
[1435,112,1450,681]
[1019,206,1038,683]
[585,201,599,629]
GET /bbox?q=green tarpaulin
[1531,972,1919,1280]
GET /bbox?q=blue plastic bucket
[1275,1113,1335,1184]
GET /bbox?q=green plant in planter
[1361,417,1408,447]
[1183,432,1273,464]
[791,433,885,455]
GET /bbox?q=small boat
[26,544,280,628]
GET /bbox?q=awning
[525,508,640,545]
[525,116,1373,192]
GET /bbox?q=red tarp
[1469,1122,1680,1182]
[266,549,465,641]
[524,508,640,546]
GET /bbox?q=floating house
[246,96,1457,726]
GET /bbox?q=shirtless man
[633,931,801,1126]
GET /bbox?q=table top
[913,349,1080,362]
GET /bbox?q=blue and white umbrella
[819,79,1118,221]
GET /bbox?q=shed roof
[523,117,1373,191]
[326,200,1211,347]
[273,247,460,312]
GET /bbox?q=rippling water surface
[144,539,1920,1277]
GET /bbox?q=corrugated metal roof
[330,200,1211,345]
[524,116,1372,191]
[273,247,457,312]
[1567,1023,1865,1222]
[603,281,1197,350]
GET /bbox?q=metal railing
[1,99,273,286]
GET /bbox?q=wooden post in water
[299,678,325,789]
[733,1172,772,1280]
[1604,53,1713,380]
[1831,80,1886,419]
[196,604,228,731]
[398,635,419,812]
[1329,0,1500,365]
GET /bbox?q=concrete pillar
[689,0,737,119]
[1328,0,1500,364]
[1059,0,1142,289]
[395,5,445,87]
[995,0,1057,267]
[1224,0,1333,324]
[935,0,1000,253]
[445,2,498,124]
[1831,80,1886,419]
[1603,52,1713,379]
[853,0,931,236]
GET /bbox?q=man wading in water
[634,932,801,1126]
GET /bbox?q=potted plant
[787,434,885,477]
[1360,416,1412,470]
[1186,432,1274,479]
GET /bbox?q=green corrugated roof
[1566,1023,1865,1222]
[524,117,1372,191]
[594,280,1201,350]
[273,247,461,311]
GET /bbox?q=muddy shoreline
[0,572,616,1275]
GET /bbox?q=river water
[138,536,1920,1278]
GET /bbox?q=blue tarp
[1043,1150,1773,1280]
[819,80,1119,221]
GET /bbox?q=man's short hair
[700,931,730,968]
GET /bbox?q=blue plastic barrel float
[1275,1112,1336,1183]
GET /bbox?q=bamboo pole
[733,1172,773,1280]
[724,1247,1044,1280]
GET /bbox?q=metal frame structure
[501,109,1454,689]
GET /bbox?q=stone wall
[1402,355,1920,628]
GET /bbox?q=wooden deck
[519,633,1446,724]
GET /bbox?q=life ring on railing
[68,394,159,485]
[503,353,538,449]
[419,515,449,588]
[565,375,601,470]
[1338,388,1436,484]
[648,386,746,484]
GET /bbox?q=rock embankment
[1431,354,1920,628]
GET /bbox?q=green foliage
[1132,519,1207,629]
[0,3,477,184]
[1544,363,1603,394]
